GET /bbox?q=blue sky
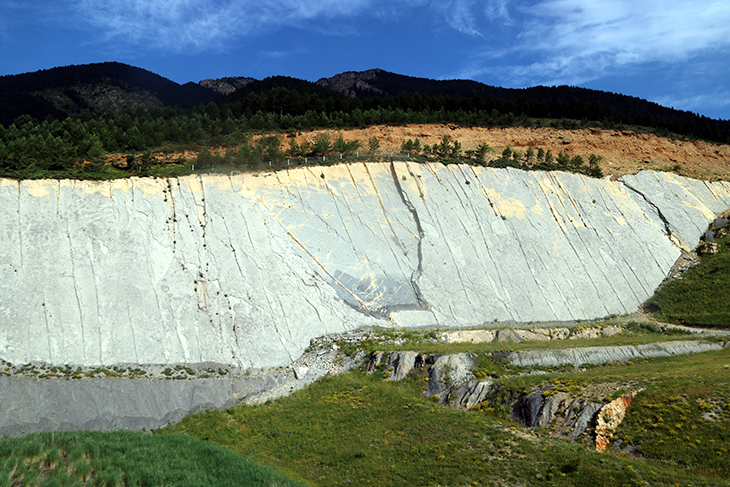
[1,0,729,120]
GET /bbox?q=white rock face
[0,176,378,369]
[0,165,728,369]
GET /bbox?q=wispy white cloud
[498,0,730,86]
[72,0,376,51]
[50,0,730,112]
[433,0,484,36]
[484,0,510,22]
[70,0,515,52]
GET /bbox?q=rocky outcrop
[367,351,488,406]
[367,349,648,442]
[198,77,255,95]
[1,165,729,371]
[447,380,494,409]
[594,390,644,452]
[381,351,420,381]
[315,69,387,98]
[422,353,478,400]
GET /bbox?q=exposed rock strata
[0,335,364,437]
[372,349,667,446]
[594,389,644,452]
[504,340,727,368]
[367,350,644,441]
[0,165,729,371]
[439,325,623,344]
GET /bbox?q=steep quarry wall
[1,164,729,370]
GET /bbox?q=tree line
[0,82,722,179]
[218,84,730,144]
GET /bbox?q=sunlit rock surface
[1,163,729,369]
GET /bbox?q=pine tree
[368,136,380,152]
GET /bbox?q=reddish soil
[120,124,730,181]
[288,124,730,180]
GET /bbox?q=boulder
[536,392,571,427]
[365,352,385,374]
[570,402,602,440]
[711,218,728,229]
[521,392,545,428]
[447,380,494,409]
[382,351,420,381]
[424,353,477,398]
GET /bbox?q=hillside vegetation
[1,63,730,181]
[2,322,727,486]
[647,217,730,327]
[166,333,730,487]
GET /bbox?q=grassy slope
[165,346,730,487]
[2,324,727,487]
[647,226,730,327]
[0,430,305,487]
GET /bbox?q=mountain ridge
[0,62,217,125]
[1,63,728,145]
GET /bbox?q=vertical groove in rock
[389,162,427,309]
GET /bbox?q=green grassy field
[0,430,305,487]
[2,333,728,486]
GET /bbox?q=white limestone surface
[0,166,728,369]
[0,176,378,369]
[619,171,730,248]
[252,163,729,327]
